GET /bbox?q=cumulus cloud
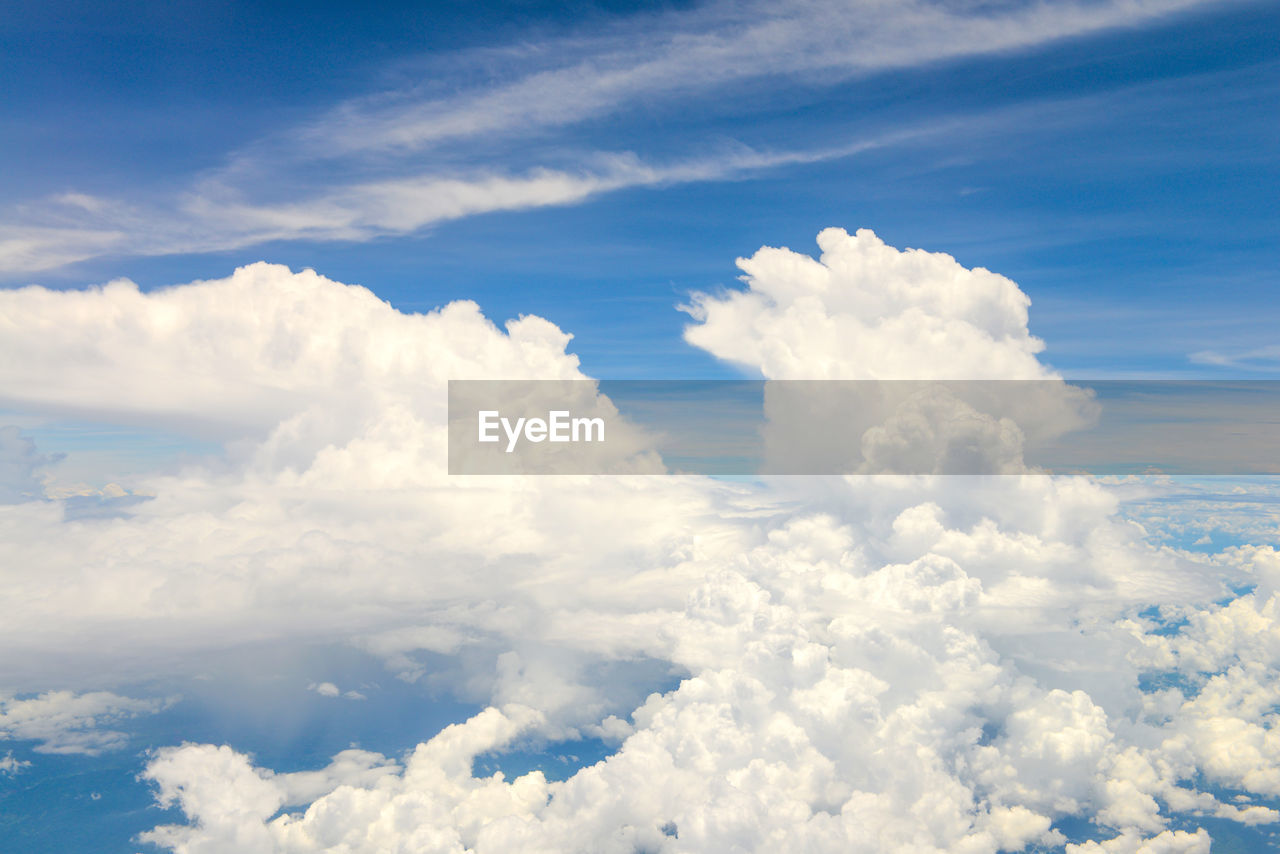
[0,261,726,703]
[141,742,401,851]
[683,227,1052,380]
[1065,829,1211,853]
[0,691,172,755]
[129,518,1268,851]
[0,750,31,775]
[0,230,1276,849]
[0,263,583,433]
[683,229,1098,473]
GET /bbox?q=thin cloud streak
[0,138,892,275]
[0,0,1233,276]
[1190,345,1280,370]
[291,0,1223,158]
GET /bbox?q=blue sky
[4,0,1278,379]
[4,3,1280,853]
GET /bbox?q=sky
[2,1,1280,853]
[4,0,1278,379]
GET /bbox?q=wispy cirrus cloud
[283,0,1222,159]
[1190,345,1280,370]
[0,139,890,275]
[0,0,1228,276]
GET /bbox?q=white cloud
[1106,477,1280,547]
[1190,344,1280,370]
[0,140,887,276]
[0,260,720,701]
[146,742,401,812]
[0,225,127,276]
[0,0,1226,274]
[187,143,877,244]
[683,227,1052,380]
[127,523,1264,851]
[682,229,1099,473]
[309,682,366,701]
[0,691,172,755]
[0,262,585,435]
[294,0,1217,158]
[0,751,31,775]
[0,231,1276,849]
[1065,829,1211,853]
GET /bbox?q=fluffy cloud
[0,262,584,435]
[1065,829,1211,854]
[142,743,402,852]
[0,751,31,775]
[131,514,1269,851]
[682,230,1097,473]
[0,690,171,755]
[0,261,728,706]
[0,231,1276,850]
[683,227,1052,381]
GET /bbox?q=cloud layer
[1,230,1277,850]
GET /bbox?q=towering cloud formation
[0,263,584,436]
[0,232,1275,852]
[686,229,1097,474]
[684,228,1050,381]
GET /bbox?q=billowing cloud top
[0,263,584,435]
[684,228,1050,380]
[1,230,1276,853]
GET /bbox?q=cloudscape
[2,2,1279,852]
